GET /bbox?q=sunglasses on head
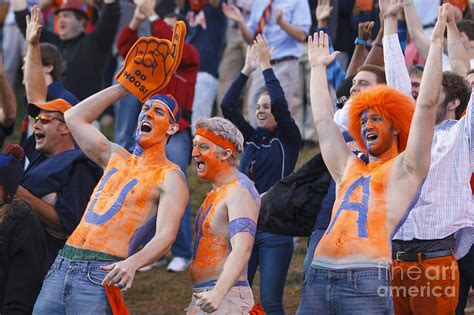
[34,114,65,124]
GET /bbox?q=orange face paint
[360,109,398,159]
[192,135,233,181]
[313,158,395,267]
[135,101,172,151]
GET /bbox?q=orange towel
[249,303,266,314]
[105,285,130,315]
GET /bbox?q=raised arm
[24,6,47,104]
[274,10,306,42]
[346,21,373,78]
[64,85,130,168]
[380,0,412,96]
[89,0,121,53]
[222,3,254,44]
[403,0,430,59]
[13,0,60,45]
[0,58,17,130]
[101,169,188,290]
[401,5,446,179]
[116,5,144,58]
[364,13,385,66]
[256,35,301,144]
[194,184,259,313]
[308,31,354,183]
[446,4,470,77]
[220,45,256,142]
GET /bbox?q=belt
[270,56,298,65]
[393,250,452,262]
[59,245,122,262]
[194,279,249,289]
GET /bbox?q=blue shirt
[247,0,311,60]
[221,69,302,193]
[186,4,226,78]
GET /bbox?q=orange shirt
[314,157,395,268]
[67,154,179,258]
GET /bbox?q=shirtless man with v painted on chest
[186,117,260,315]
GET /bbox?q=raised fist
[115,21,186,102]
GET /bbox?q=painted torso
[313,157,396,269]
[67,153,179,258]
[189,174,257,285]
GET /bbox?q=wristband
[148,14,159,22]
[354,37,371,49]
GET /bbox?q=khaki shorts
[185,286,254,315]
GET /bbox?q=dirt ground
[125,243,307,314]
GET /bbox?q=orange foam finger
[115,21,187,103]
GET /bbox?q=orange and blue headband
[147,94,181,123]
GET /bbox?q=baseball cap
[0,145,24,204]
[28,98,73,118]
[56,0,89,20]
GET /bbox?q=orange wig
[348,85,415,153]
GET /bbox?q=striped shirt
[394,92,474,240]
[382,33,474,240]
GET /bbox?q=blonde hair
[196,117,244,166]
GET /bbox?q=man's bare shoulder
[236,175,260,201]
[159,166,188,192]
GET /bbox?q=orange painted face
[192,135,231,180]
[360,109,397,157]
[135,101,172,149]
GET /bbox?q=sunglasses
[34,114,65,124]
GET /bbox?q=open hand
[358,21,375,41]
[445,3,455,24]
[254,34,272,69]
[101,259,137,291]
[274,9,284,25]
[308,31,339,68]
[430,4,448,43]
[316,0,333,22]
[193,289,225,313]
[138,0,156,19]
[25,5,42,45]
[379,0,402,18]
[242,44,258,76]
[222,3,244,24]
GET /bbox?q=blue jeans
[166,130,193,258]
[297,267,393,315]
[33,256,114,314]
[303,229,326,277]
[248,231,294,315]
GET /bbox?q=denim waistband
[194,280,250,289]
[59,245,122,262]
[310,266,391,280]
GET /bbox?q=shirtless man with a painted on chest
[186,117,260,315]
[297,5,448,314]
